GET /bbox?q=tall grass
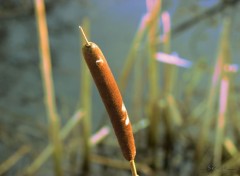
[146,0,162,150]
[80,18,92,172]
[119,0,162,93]
[21,111,83,175]
[0,146,30,175]
[213,17,232,173]
[196,17,232,170]
[34,0,63,175]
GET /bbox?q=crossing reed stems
[119,0,162,93]
[213,17,232,172]
[196,17,231,164]
[21,111,83,175]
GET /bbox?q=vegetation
[0,0,239,176]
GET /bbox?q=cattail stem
[224,137,238,157]
[130,160,139,176]
[91,155,152,175]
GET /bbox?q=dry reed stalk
[21,111,83,176]
[90,126,110,145]
[97,118,151,149]
[66,126,110,156]
[189,101,206,122]
[34,0,63,175]
[157,11,182,169]
[80,28,138,175]
[228,82,240,139]
[184,60,207,127]
[68,19,92,174]
[161,12,182,127]
[91,154,154,176]
[184,59,206,105]
[79,18,92,171]
[0,145,30,175]
[67,118,150,161]
[196,17,231,165]
[132,118,149,133]
[225,67,239,140]
[132,50,144,121]
[213,17,232,172]
[146,0,162,150]
[166,94,182,127]
[119,0,162,93]
[159,13,179,128]
[224,137,238,157]
[118,16,147,92]
[213,76,230,170]
[161,11,174,95]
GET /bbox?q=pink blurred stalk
[219,77,229,116]
[214,76,229,168]
[224,64,238,73]
[161,11,171,43]
[90,127,110,145]
[156,52,192,68]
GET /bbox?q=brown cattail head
[82,42,136,161]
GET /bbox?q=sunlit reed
[34,0,63,175]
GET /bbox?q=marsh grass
[196,16,232,171]
[0,146,30,175]
[79,18,92,172]
[119,0,162,93]
[146,0,161,152]
[213,17,232,173]
[21,111,83,175]
[34,0,63,175]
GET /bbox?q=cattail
[80,27,138,176]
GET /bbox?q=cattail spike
[79,26,90,46]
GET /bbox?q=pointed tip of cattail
[79,26,90,46]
